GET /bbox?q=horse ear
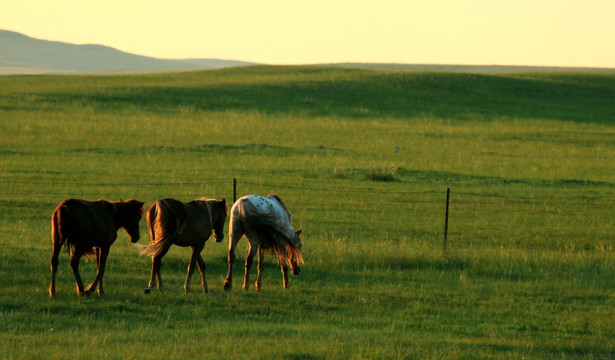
[221,198,226,205]
[296,228,302,235]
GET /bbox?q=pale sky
[2,0,615,68]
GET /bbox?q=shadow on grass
[377,254,470,271]
[38,69,615,125]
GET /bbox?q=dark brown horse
[49,198,145,297]
[224,195,303,291]
[139,198,227,294]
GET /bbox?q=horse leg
[144,244,170,294]
[155,258,164,294]
[69,249,86,296]
[223,246,235,291]
[196,254,209,294]
[243,242,258,290]
[185,244,204,294]
[84,247,100,296]
[145,254,164,294]
[144,256,156,294]
[224,220,244,291]
[281,264,290,289]
[255,246,265,291]
[97,249,105,295]
[223,244,235,291]
[98,247,108,296]
[85,246,109,296]
[49,239,62,298]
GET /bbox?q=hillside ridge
[0,29,253,74]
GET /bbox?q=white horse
[223,195,303,291]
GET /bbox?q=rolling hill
[0,29,253,74]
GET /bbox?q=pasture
[0,66,614,359]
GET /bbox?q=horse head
[290,228,303,275]
[211,198,228,243]
[120,199,145,243]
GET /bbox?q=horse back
[234,195,291,225]
[148,198,209,245]
[231,195,294,241]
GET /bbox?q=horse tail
[136,202,176,258]
[137,240,170,257]
[244,216,303,266]
[51,206,63,248]
[147,204,157,244]
[52,202,78,253]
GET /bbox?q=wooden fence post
[444,187,450,253]
[233,178,237,204]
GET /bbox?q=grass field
[1,65,614,359]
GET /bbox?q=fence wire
[1,178,613,252]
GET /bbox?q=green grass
[1,66,614,359]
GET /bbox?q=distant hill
[0,30,254,74]
[3,29,613,75]
[330,62,615,74]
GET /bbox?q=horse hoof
[144,288,152,295]
[223,282,232,291]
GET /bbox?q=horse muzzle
[213,230,224,243]
[292,266,301,275]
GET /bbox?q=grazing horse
[224,195,303,291]
[139,198,227,294]
[49,198,145,297]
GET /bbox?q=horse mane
[194,198,228,218]
[213,198,229,218]
[111,199,145,226]
[118,199,146,215]
[267,194,291,222]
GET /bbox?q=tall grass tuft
[365,163,397,182]
[333,158,349,179]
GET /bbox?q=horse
[224,195,303,291]
[138,198,227,294]
[49,198,145,297]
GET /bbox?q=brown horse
[138,198,227,294]
[49,198,145,297]
[224,195,303,291]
